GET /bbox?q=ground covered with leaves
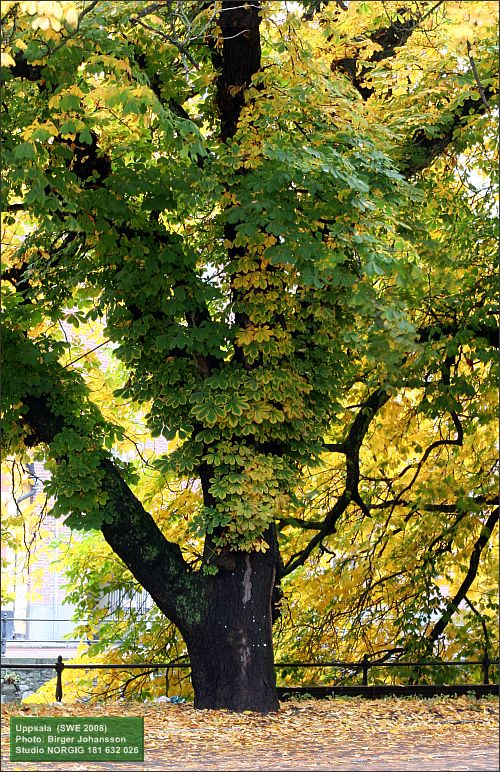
[1,696,498,771]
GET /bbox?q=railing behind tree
[276,653,498,687]
[1,655,498,703]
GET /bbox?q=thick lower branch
[399,83,497,177]
[99,459,202,635]
[331,3,445,99]
[21,390,200,635]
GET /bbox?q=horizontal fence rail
[1,655,498,703]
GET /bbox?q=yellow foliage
[1,52,16,67]
[18,0,78,32]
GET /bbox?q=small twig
[416,0,446,27]
[130,17,199,70]
[133,2,168,21]
[0,1,17,27]
[63,340,109,368]
[78,0,100,25]
[58,320,70,345]
[464,595,490,656]
[466,41,491,112]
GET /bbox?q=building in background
[1,440,163,651]
[1,461,79,649]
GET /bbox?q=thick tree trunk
[185,4,279,713]
[186,546,280,713]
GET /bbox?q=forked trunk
[186,547,280,713]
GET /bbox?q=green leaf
[14,142,35,160]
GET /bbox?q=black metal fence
[2,612,498,700]
[1,654,498,703]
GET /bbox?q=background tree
[1,0,498,712]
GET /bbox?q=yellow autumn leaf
[64,6,79,28]
[32,15,50,31]
[0,52,15,67]
[49,18,62,32]
[235,328,256,346]
[20,1,39,14]
[67,84,84,97]
[49,1,63,19]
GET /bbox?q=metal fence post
[1,614,6,655]
[483,654,490,686]
[55,656,64,702]
[362,654,369,686]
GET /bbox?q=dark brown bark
[400,83,498,177]
[213,0,262,142]
[186,531,280,712]
[331,5,420,99]
[177,0,282,713]
[98,459,202,639]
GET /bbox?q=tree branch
[418,319,499,349]
[326,2,496,176]
[20,390,202,636]
[368,496,497,514]
[464,595,491,657]
[99,458,201,635]
[277,515,323,531]
[426,507,499,646]
[467,40,491,111]
[129,16,200,70]
[322,442,346,454]
[399,82,498,178]
[331,4,445,99]
[283,387,389,575]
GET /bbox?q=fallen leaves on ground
[1,695,498,771]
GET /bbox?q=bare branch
[416,1,446,26]
[322,442,346,454]
[426,508,499,646]
[369,496,498,514]
[466,40,491,112]
[277,516,323,531]
[63,341,110,369]
[283,387,390,575]
[130,16,200,70]
[133,2,169,21]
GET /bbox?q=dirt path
[2,696,498,771]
